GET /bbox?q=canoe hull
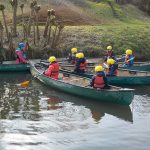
[119,63,150,71]
[61,69,150,85]
[30,62,134,105]
[0,63,30,72]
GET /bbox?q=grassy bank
[60,24,150,60]
[0,1,150,60]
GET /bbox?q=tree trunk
[47,24,52,45]
[1,10,9,41]
[53,25,64,49]
[21,7,26,40]
[35,13,40,46]
[27,9,34,36]
[33,20,36,46]
[12,0,18,36]
[8,32,14,60]
[43,16,51,38]
[0,30,3,48]
[51,25,58,49]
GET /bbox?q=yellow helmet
[80,52,84,58]
[76,53,80,58]
[107,46,112,50]
[71,48,78,53]
[126,49,133,55]
[107,58,115,65]
[48,56,56,63]
[95,65,104,72]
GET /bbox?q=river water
[0,73,150,150]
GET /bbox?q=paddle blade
[20,80,30,88]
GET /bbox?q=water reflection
[0,73,133,149]
[0,73,133,123]
[31,80,133,123]
[1,73,150,150]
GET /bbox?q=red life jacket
[79,61,87,71]
[94,76,105,88]
[46,62,59,79]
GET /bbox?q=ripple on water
[0,74,150,150]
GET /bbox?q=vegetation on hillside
[61,24,150,60]
[0,0,150,60]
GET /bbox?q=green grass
[0,0,150,60]
[84,2,150,24]
[61,24,150,60]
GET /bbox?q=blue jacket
[107,63,118,76]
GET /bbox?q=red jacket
[45,62,59,79]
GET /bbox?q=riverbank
[0,23,150,61]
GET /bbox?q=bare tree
[0,4,9,41]
[0,22,4,62]
[27,0,37,36]
[0,21,4,48]
[53,23,64,49]
[34,5,41,46]
[20,4,26,40]
[43,9,52,38]
[47,9,56,45]
[10,0,18,36]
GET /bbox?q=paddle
[103,63,109,68]
[18,73,42,88]
[18,63,45,88]
[126,57,135,62]
[17,80,30,88]
[40,59,96,66]
[116,54,126,61]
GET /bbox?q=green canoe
[30,61,134,105]
[0,61,30,72]
[59,61,150,72]
[119,62,150,71]
[39,61,150,85]
[61,69,150,85]
[60,68,150,85]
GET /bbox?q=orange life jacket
[94,76,105,88]
[46,62,59,79]
[79,61,87,71]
